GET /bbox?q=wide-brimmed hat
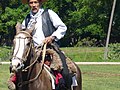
[22,0,46,4]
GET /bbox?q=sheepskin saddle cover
[42,48,77,74]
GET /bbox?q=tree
[0,4,29,45]
[0,0,120,47]
[110,0,120,43]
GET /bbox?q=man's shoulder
[43,9,55,13]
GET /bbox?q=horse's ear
[15,22,22,34]
[26,21,36,35]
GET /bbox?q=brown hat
[22,0,46,4]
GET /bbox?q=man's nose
[32,2,36,6]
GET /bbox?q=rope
[41,43,47,67]
[18,43,47,87]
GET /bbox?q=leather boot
[7,73,16,90]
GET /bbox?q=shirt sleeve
[48,9,67,41]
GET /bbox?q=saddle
[36,47,77,75]
[43,49,78,90]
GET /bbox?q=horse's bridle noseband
[12,31,33,70]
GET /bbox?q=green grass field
[0,46,120,62]
[1,64,120,90]
[61,47,104,62]
[61,47,120,62]
[0,46,12,62]
[80,65,120,90]
[0,46,120,90]
[0,65,10,90]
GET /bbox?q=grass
[1,64,120,90]
[0,64,10,90]
[0,46,12,62]
[80,65,120,90]
[61,47,120,62]
[62,47,103,62]
[0,46,120,62]
[0,46,120,90]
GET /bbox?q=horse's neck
[25,46,52,90]
[28,47,37,63]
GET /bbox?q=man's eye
[29,1,39,4]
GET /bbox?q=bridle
[12,31,32,63]
[17,43,47,88]
[12,31,47,87]
[12,31,32,69]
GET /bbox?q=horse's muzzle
[12,65,17,73]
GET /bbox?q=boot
[7,73,16,90]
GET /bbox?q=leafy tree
[110,0,120,43]
[0,0,120,47]
[0,4,29,45]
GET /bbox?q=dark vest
[25,9,56,37]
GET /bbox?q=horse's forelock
[16,31,32,38]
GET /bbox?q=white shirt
[22,8,67,46]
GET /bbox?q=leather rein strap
[18,43,47,87]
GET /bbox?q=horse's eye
[27,42,30,46]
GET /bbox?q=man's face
[29,0,41,14]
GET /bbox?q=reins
[22,44,41,71]
[18,43,47,87]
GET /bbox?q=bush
[75,37,97,47]
[0,46,12,61]
[108,43,120,60]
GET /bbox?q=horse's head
[11,22,35,72]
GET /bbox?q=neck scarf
[27,8,43,29]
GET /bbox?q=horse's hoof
[7,80,16,90]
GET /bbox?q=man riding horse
[8,0,75,90]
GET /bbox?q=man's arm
[48,9,67,41]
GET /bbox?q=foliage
[75,37,97,47]
[0,46,12,61]
[0,0,120,46]
[108,43,120,60]
[0,4,29,45]
[62,0,112,46]
[75,37,105,47]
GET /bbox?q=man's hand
[43,36,55,44]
